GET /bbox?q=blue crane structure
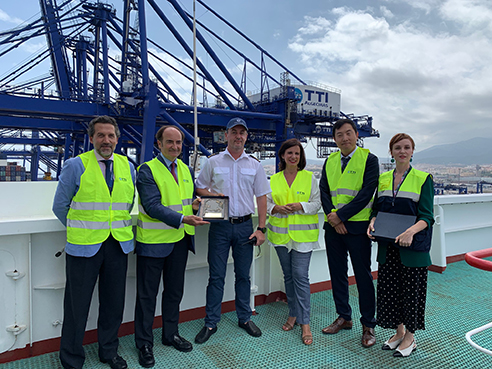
[0,0,379,180]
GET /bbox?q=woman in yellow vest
[367,133,434,358]
[267,138,321,345]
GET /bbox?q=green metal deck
[1,258,491,368]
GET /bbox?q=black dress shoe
[100,355,128,369]
[163,334,193,352]
[138,345,155,368]
[239,321,262,337]
[195,326,217,344]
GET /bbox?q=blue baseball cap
[226,117,248,131]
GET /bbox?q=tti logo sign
[305,89,329,103]
[294,88,303,102]
[296,87,331,108]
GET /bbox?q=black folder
[370,212,416,242]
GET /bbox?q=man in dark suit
[134,126,208,368]
[319,119,379,348]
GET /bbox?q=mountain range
[413,137,492,165]
[258,137,492,166]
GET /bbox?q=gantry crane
[0,0,379,180]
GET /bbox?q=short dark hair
[88,115,120,138]
[278,138,306,171]
[155,125,185,142]
[389,133,415,152]
[332,119,358,138]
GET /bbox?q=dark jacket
[320,151,379,235]
[373,168,434,267]
[136,155,195,257]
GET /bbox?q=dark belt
[229,214,252,224]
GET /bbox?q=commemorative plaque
[198,196,229,221]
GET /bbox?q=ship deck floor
[1,258,491,369]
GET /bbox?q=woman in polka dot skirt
[367,133,434,358]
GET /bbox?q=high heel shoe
[393,340,416,357]
[382,335,403,350]
[282,320,297,331]
[301,324,313,345]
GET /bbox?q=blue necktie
[341,156,350,172]
[102,160,113,192]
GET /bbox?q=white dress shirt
[195,148,271,217]
[341,146,357,165]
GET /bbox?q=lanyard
[392,168,410,205]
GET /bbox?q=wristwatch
[257,227,267,234]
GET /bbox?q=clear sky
[1,0,491,160]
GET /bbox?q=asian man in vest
[53,116,135,369]
[134,125,208,368]
[319,118,379,348]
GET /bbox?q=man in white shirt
[194,117,270,343]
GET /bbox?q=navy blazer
[135,155,196,257]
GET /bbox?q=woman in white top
[267,138,321,345]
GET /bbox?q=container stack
[0,161,28,182]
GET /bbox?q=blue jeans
[204,219,253,327]
[275,247,312,325]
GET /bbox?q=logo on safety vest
[119,177,128,181]
[297,191,305,195]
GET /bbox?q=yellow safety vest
[66,150,134,245]
[267,170,319,244]
[325,148,372,222]
[136,157,195,244]
[376,168,432,253]
[378,168,429,202]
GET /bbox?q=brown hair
[88,115,120,138]
[278,138,306,171]
[389,133,415,152]
[155,125,185,143]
